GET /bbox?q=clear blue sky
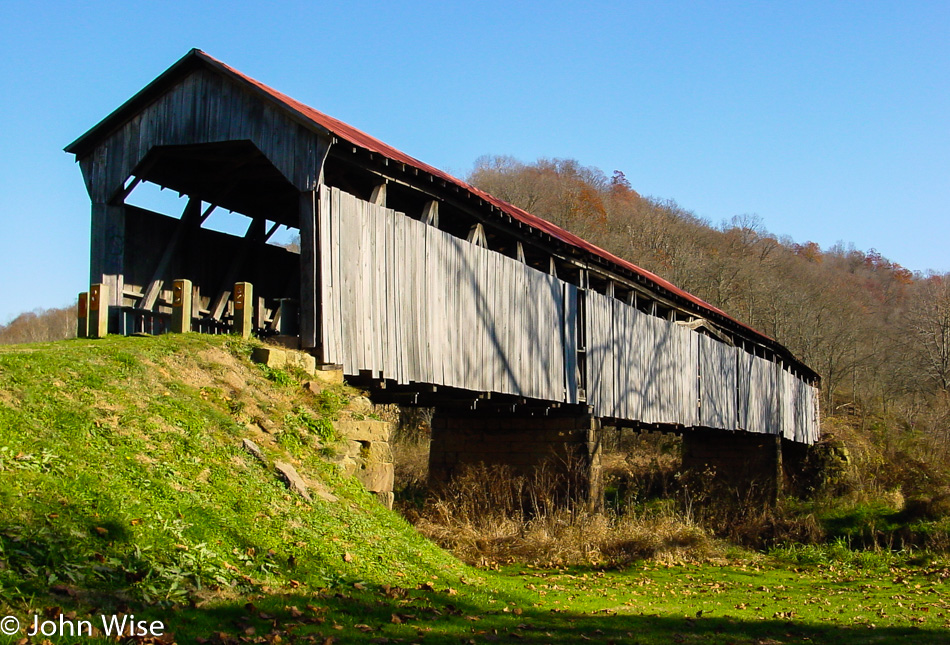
[1,1,948,324]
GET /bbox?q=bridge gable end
[72,64,329,204]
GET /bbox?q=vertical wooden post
[77,292,89,338]
[255,296,268,333]
[90,202,125,333]
[299,189,319,352]
[191,284,201,322]
[171,279,193,333]
[234,281,253,338]
[89,283,109,339]
[370,182,387,206]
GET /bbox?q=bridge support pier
[681,430,783,503]
[429,413,603,509]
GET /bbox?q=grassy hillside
[0,334,474,641]
[1,335,949,644]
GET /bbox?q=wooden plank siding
[77,68,329,204]
[319,186,575,403]
[318,186,818,443]
[584,290,819,441]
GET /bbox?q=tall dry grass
[402,459,717,567]
[391,418,950,564]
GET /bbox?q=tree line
[4,157,948,468]
[0,305,76,345]
[469,156,950,463]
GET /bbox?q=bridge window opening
[430,202,472,239]
[323,156,382,203]
[510,239,547,271]
[491,233,521,259]
[614,285,633,304]
[265,223,300,250]
[124,178,191,219]
[587,274,612,295]
[384,181,430,217]
[200,208,256,238]
[483,229,502,252]
[634,294,652,314]
[559,264,584,287]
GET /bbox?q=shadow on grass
[178,588,950,644]
[12,583,943,645]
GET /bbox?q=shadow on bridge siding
[449,233,571,402]
[586,298,688,425]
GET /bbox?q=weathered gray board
[77,68,327,205]
[586,291,698,425]
[319,186,819,443]
[586,291,819,442]
[319,186,578,404]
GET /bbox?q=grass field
[0,335,947,644]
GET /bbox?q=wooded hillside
[469,156,950,469]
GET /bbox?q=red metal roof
[198,51,765,340]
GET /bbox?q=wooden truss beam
[139,198,214,311]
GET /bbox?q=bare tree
[0,304,78,345]
[908,274,950,392]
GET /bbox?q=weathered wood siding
[318,186,819,443]
[586,292,699,425]
[319,186,578,403]
[77,68,328,203]
[586,291,819,441]
[699,333,737,429]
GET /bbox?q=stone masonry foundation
[681,429,783,503]
[334,418,395,509]
[429,413,602,509]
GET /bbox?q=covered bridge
[66,50,820,503]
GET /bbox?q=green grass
[0,334,948,643]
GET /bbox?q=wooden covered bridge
[67,50,820,503]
